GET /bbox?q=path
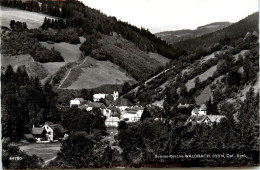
[57,56,88,89]
[42,156,57,167]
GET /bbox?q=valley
[1,0,259,169]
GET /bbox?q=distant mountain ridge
[173,12,259,52]
[155,22,232,44]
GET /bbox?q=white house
[42,122,68,141]
[186,104,225,126]
[70,98,85,107]
[93,91,119,102]
[105,117,120,127]
[121,107,144,122]
[93,94,106,102]
[31,122,68,142]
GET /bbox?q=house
[105,106,120,117]
[113,98,133,111]
[121,107,144,122]
[31,126,47,141]
[93,91,119,102]
[105,117,120,127]
[93,94,106,102]
[43,122,68,141]
[86,102,106,111]
[186,104,225,126]
[186,115,226,126]
[31,122,68,142]
[70,98,85,107]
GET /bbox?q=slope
[156,22,231,44]
[173,12,259,52]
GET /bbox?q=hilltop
[156,22,231,44]
[173,12,259,52]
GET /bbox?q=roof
[93,94,106,99]
[188,115,207,122]
[105,117,120,122]
[207,115,226,123]
[187,115,226,125]
[113,98,133,106]
[107,106,120,113]
[88,102,106,109]
[200,104,207,111]
[24,134,34,139]
[125,107,144,111]
[75,98,85,102]
[32,127,45,135]
[45,122,67,133]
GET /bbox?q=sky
[80,0,258,33]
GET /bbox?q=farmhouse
[43,122,68,141]
[186,115,226,126]
[70,98,85,107]
[31,126,47,141]
[93,91,119,102]
[121,107,144,122]
[105,117,120,127]
[186,104,226,126]
[31,122,68,142]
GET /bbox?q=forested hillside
[173,12,259,52]
[156,22,231,44]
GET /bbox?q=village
[22,90,226,144]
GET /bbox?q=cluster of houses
[70,91,144,127]
[24,122,68,143]
[23,91,226,143]
[185,104,226,126]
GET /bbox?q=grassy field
[19,143,61,162]
[148,52,170,65]
[0,6,56,29]
[40,41,82,63]
[186,65,217,91]
[61,57,136,89]
[1,54,49,80]
[195,75,223,105]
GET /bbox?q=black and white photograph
[0,0,259,169]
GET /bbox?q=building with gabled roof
[113,98,133,111]
[31,127,47,140]
[70,98,85,107]
[105,117,120,127]
[43,122,68,141]
[186,104,225,126]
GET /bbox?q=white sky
[81,0,258,33]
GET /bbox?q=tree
[10,20,15,29]
[81,89,93,101]
[117,121,128,131]
[122,82,131,94]
[2,141,42,169]
[194,77,200,88]
[57,132,95,168]
[140,106,151,121]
